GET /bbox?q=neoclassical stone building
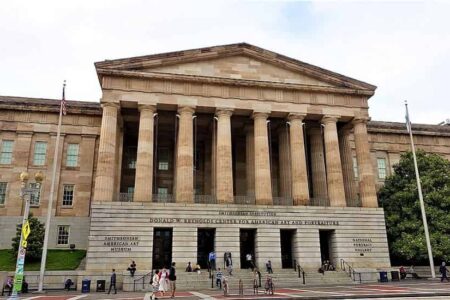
[1,44,449,272]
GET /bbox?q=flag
[405,101,412,133]
[61,81,67,115]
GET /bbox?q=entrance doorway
[319,230,334,265]
[280,229,295,268]
[240,229,256,269]
[197,228,215,268]
[152,228,173,270]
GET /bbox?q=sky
[0,0,449,124]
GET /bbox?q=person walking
[440,262,449,282]
[158,267,169,296]
[169,262,177,299]
[151,270,160,300]
[246,253,254,270]
[208,251,217,271]
[266,260,273,274]
[216,268,223,289]
[107,269,117,294]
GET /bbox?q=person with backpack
[169,262,177,298]
[440,262,449,282]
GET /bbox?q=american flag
[405,100,411,133]
[61,80,67,115]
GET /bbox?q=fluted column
[288,114,309,205]
[175,106,195,203]
[216,109,234,203]
[309,126,328,200]
[245,125,255,197]
[339,127,358,205]
[253,112,272,205]
[353,118,378,208]
[277,125,291,198]
[322,116,346,207]
[94,102,119,202]
[134,105,156,202]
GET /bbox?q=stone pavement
[2,281,450,300]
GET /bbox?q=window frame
[29,182,42,207]
[33,141,48,166]
[0,182,7,205]
[62,184,75,207]
[352,156,359,179]
[0,140,14,165]
[158,147,169,171]
[57,225,70,245]
[377,157,387,179]
[66,144,79,167]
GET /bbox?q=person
[151,270,160,300]
[264,276,274,295]
[225,254,233,275]
[208,251,216,271]
[266,260,273,274]
[252,270,259,294]
[158,267,169,296]
[216,268,223,289]
[21,276,28,294]
[169,262,177,299]
[440,262,449,282]
[409,265,420,279]
[127,260,137,277]
[107,269,117,294]
[246,253,254,270]
[193,263,201,273]
[2,276,13,296]
[185,262,193,272]
[222,276,229,296]
[399,266,407,280]
[64,278,74,291]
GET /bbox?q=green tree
[11,213,45,261]
[379,150,450,264]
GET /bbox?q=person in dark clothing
[65,278,74,291]
[21,277,28,293]
[440,262,449,282]
[266,260,273,274]
[127,261,137,277]
[108,269,117,294]
[399,266,407,279]
[169,262,177,299]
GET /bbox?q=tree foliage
[11,213,45,261]
[379,150,450,264]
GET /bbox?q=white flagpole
[38,81,66,292]
[405,100,435,278]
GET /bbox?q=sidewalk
[2,280,450,299]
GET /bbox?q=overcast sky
[1,1,449,124]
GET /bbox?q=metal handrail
[133,270,153,292]
[152,194,175,203]
[194,195,217,204]
[118,192,133,202]
[233,196,256,205]
[296,263,306,284]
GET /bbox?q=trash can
[81,279,91,293]
[96,280,106,292]
[391,271,400,281]
[379,271,388,282]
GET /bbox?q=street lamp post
[9,171,44,299]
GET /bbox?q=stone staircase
[128,268,354,291]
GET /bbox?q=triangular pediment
[95,43,376,91]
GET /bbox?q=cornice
[97,68,374,97]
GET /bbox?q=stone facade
[0,44,449,273]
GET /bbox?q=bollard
[239,279,243,296]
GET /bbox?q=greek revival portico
[92,43,378,209]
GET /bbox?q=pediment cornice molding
[95,43,376,92]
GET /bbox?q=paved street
[2,281,450,299]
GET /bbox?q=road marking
[68,295,88,300]
[287,288,350,296]
[191,291,217,299]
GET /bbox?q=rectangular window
[158,148,169,171]
[66,144,79,167]
[352,157,359,179]
[377,158,387,179]
[126,147,137,169]
[62,185,74,206]
[0,182,7,205]
[57,225,70,245]
[33,141,47,166]
[0,140,14,164]
[29,183,41,206]
[158,187,168,195]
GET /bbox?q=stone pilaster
[175,106,195,203]
[308,126,328,201]
[288,114,309,205]
[134,105,156,202]
[339,127,358,205]
[353,118,378,208]
[277,125,291,198]
[216,109,234,203]
[94,102,119,202]
[322,116,346,207]
[211,120,217,197]
[253,112,272,205]
[245,125,255,197]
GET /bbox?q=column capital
[216,108,233,117]
[352,117,371,125]
[101,102,120,109]
[252,111,270,120]
[138,104,156,112]
[178,106,196,115]
[288,113,307,122]
[321,115,340,124]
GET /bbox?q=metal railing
[273,197,293,206]
[118,193,133,202]
[296,262,306,284]
[340,259,363,283]
[309,197,330,206]
[233,196,256,205]
[195,195,217,204]
[152,194,175,203]
[133,271,153,292]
